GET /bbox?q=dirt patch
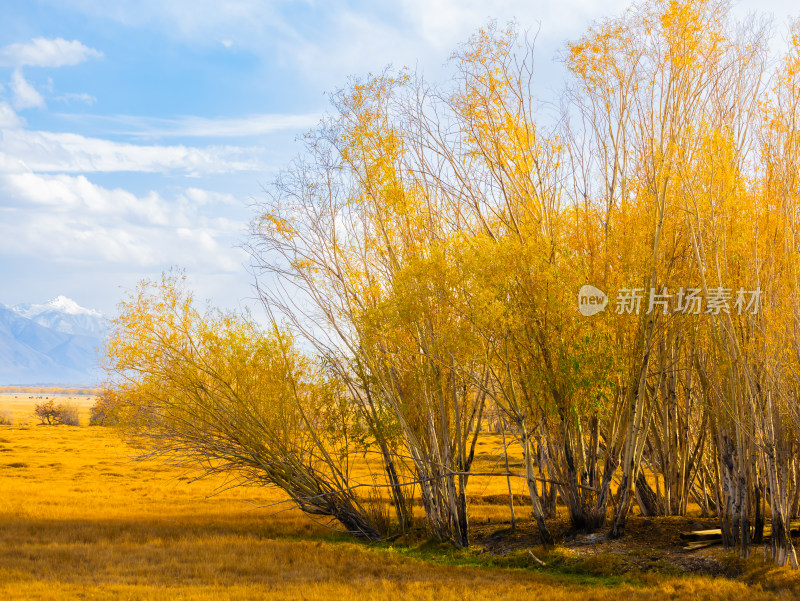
[469,515,789,577]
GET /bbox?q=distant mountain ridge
[0,297,106,385]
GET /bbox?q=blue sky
[0,0,797,317]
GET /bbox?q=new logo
[578,285,608,316]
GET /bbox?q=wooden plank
[679,529,721,542]
[680,521,799,542]
[683,540,720,551]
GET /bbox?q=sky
[0,0,797,318]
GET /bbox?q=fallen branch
[527,549,546,566]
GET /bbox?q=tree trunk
[521,421,553,545]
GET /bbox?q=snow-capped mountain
[12,295,105,336]
[0,297,107,385]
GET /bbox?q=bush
[34,400,80,426]
[89,389,121,426]
[57,403,80,426]
[0,410,12,425]
[34,400,57,424]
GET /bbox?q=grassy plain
[1,394,799,599]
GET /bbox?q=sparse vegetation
[34,400,80,426]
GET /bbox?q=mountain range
[0,296,107,386]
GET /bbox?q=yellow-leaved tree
[104,272,388,540]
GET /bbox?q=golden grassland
[0,392,92,423]
[1,395,799,600]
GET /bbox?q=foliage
[104,272,387,540]
[89,389,121,426]
[34,400,80,426]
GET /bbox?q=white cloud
[397,0,633,45]
[0,38,103,68]
[55,0,800,90]
[54,0,280,41]
[10,69,45,110]
[181,187,238,206]
[0,170,246,272]
[61,112,319,138]
[0,129,262,174]
[2,172,171,225]
[144,113,319,138]
[0,102,25,128]
[47,0,635,83]
[55,92,97,105]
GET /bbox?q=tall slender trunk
[521,420,553,545]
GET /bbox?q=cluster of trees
[0,387,100,396]
[0,387,98,395]
[104,0,800,566]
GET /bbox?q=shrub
[56,403,80,426]
[34,400,57,424]
[89,389,121,426]
[34,400,80,426]
[0,410,12,425]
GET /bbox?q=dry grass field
[1,393,799,600]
